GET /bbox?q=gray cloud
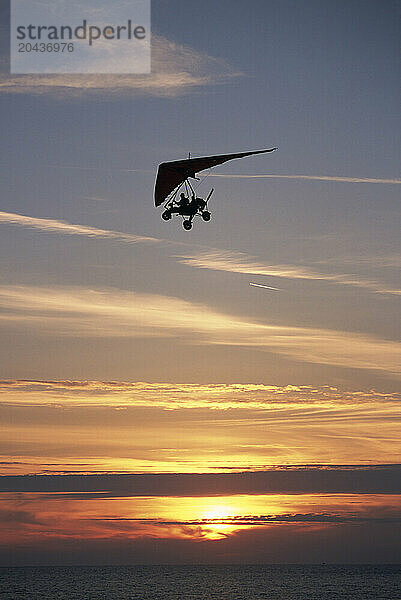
[1,465,400,495]
[0,508,42,525]
[2,523,400,565]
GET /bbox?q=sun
[202,505,233,521]
[198,504,239,539]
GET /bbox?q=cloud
[0,509,42,525]
[2,520,400,565]
[313,254,401,269]
[0,36,240,98]
[107,512,401,525]
[46,165,401,187]
[0,210,159,244]
[1,380,400,472]
[178,250,401,296]
[3,209,398,299]
[1,466,401,494]
[0,379,399,410]
[0,285,400,375]
[209,173,401,185]
[2,206,399,310]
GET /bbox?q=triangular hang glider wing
[154,148,277,207]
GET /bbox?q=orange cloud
[1,381,400,474]
[1,492,400,545]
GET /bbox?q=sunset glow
[1,0,400,569]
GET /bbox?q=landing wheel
[202,211,211,222]
[183,220,192,231]
[162,210,172,221]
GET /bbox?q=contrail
[250,282,281,291]
[209,174,401,185]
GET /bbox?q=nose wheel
[183,219,193,230]
[162,210,172,220]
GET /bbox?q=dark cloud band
[1,465,400,495]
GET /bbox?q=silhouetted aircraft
[154,148,277,230]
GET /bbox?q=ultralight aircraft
[154,148,277,230]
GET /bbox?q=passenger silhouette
[176,193,189,209]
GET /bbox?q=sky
[0,0,400,565]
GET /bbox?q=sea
[0,565,400,600]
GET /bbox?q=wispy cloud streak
[179,251,401,296]
[209,174,401,185]
[0,36,240,98]
[2,211,399,297]
[0,285,399,375]
[0,211,159,244]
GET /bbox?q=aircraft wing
[154,148,277,207]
